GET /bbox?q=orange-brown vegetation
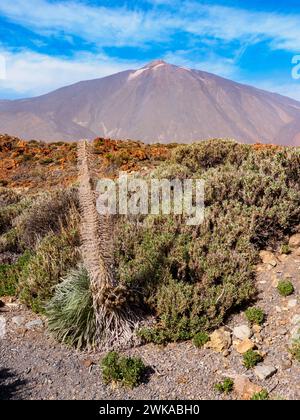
[0,135,172,191]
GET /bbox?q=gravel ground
[0,249,299,400]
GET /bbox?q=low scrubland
[1,138,300,349]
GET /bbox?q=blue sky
[0,0,300,99]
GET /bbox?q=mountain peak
[144,60,167,69]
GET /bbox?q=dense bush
[115,140,300,342]
[46,266,96,349]
[101,351,146,388]
[251,390,269,400]
[214,378,234,394]
[0,252,31,296]
[245,307,265,326]
[277,280,294,297]
[18,222,80,313]
[243,350,263,369]
[15,188,79,249]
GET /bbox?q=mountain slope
[1,60,300,145]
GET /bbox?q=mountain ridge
[0,60,300,145]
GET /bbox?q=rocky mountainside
[1,60,300,145]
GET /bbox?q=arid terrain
[1,134,300,400]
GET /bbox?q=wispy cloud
[0,0,299,51]
[0,48,143,97]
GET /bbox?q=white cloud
[0,49,143,97]
[0,0,299,51]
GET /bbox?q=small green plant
[46,266,96,349]
[277,280,294,297]
[193,331,210,348]
[243,350,263,369]
[245,307,265,326]
[251,389,269,400]
[280,244,291,255]
[214,378,234,394]
[290,339,300,362]
[101,351,146,389]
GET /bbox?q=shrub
[290,339,300,362]
[277,280,294,297]
[243,350,263,369]
[15,188,79,249]
[251,390,269,400]
[101,351,146,389]
[193,331,210,348]
[46,266,96,349]
[18,225,80,313]
[214,378,234,394]
[245,307,265,326]
[115,140,300,342]
[0,252,31,296]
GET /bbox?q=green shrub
[193,331,210,348]
[243,350,263,369]
[46,266,96,349]
[245,307,265,326]
[18,226,80,313]
[277,280,294,297]
[114,141,300,342]
[214,378,234,394]
[290,339,300,362]
[0,252,31,296]
[15,188,79,249]
[101,351,146,389]
[251,390,269,400]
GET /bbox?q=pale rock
[287,299,297,309]
[0,316,6,338]
[12,316,25,327]
[290,326,300,343]
[259,251,277,267]
[235,339,255,354]
[289,234,300,248]
[295,247,300,256]
[278,254,288,262]
[233,325,252,340]
[281,357,292,370]
[291,314,300,326]
[234,375,263,400]
[25,319,44,330]
[254,365,277,380]
[206,327,232,352]
[252,324,262,334]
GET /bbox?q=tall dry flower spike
[77,139,138,349]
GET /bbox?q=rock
[281,357,292,370]
[0,316,6,338]
[233,325,252,340]
[234,375,263,400]
[252,324,262,334]
[25,319,44,330]
[290,326,300,343]
[12,316,26,327]
[291,314,300,326]
[0,300,4,308]
[289,234,300,248]
[278,254,289,262]
[235,339,255,354]
[295,247,300,256]
[259,251,277,267]
[287,299,297,309]
[206,327,232,353]
[254,365,277,381]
